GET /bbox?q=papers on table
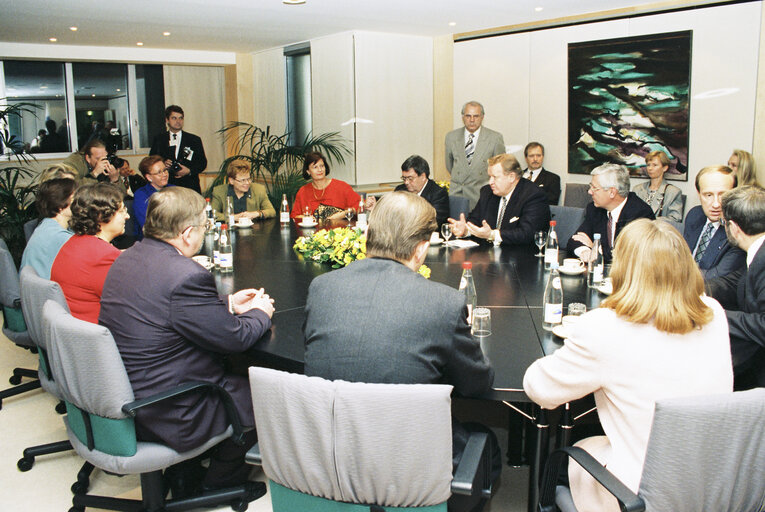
[447,239,480,249]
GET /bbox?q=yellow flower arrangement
[294,227,430,278]
[436,180,450,193]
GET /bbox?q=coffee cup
[562,258,584,271]
[237,217,253,227]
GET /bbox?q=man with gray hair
[707,185,765,389]
[568,163,654,262]
[304,191,500,511]
[445,101,505,209]
[99,186,273,500]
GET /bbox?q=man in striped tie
[445,101,506,210]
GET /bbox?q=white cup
[562,258,585,271]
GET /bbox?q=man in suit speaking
[394,154,449,227]
[445,101,505,209]
[303,191,500,511]
[448,153,550,247]
[150,105,207,193]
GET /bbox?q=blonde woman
[633,151,683,222]
[524,219,733,512]
[727,149,759,187]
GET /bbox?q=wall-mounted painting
[568,30,692,181]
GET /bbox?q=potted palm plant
[209,123,352,208]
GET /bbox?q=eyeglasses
[150,169,169,176]
[117,205,128,214]
[588,183,608,192]
[401,175,419,183]
[233,177,252,183]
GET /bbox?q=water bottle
[356,198,367,226]
[587,233,604,287]
[204,197,214,232]
[458,261,477,325]
[544,220,559,269]
[280,194,290,224]
[213,222,221,269]
[543,262,563,331]
[226,196,235,227]
[218,224,233,273]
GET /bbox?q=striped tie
[465,133,475,164]
[497,197,508,227]
[694,223,715,263]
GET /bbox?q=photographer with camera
[62,139,117,181]
[149,105,207,193]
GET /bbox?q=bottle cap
[221,224,228,229]
[550,220,557,226]
[462,261,472,270]
[206,198,210,202]
[593,233,601,240]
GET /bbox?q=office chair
[42,299,262,512]
[538,389,765,512]
[246,366,493,511]
[449,195,471,219]
[550,206,585,247]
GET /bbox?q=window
[0,60,165,156]
[285,44,312,145]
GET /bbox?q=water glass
[472,307,492,337]
[568,303,586,316]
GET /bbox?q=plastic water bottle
[218,224,233,273]
[459,261,477,325]
[544,220,558,269]
[543,262,563,331]
[587,233,604,288]
[280,194,290,224]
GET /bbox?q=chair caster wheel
[55,401,67,414]
[17,457,34,472]
[71,481,88,495]
[9,375,22,385]
[231,499,248,512]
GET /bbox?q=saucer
[235,221,253,228]
[430,237,444,246]
[558,266,585,276]
[552,324,571,339]
[595,278,613,295]
[298,221,317,228]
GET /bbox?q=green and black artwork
[568,30,691,180]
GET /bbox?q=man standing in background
[150,105,207,193]
[522,142,561,206]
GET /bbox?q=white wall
[252,48,287,136]
[454,2,762,211]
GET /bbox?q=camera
[107,152,125,169]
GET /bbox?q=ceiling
[0,0,690,53]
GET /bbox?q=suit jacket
[467,179,551,246]
[445,126,505,210]
[99,237,271,452]
[304,257,494,467]
[150,131,207,193]
[524,168,561,206]
[707,242,765,388]
[394,179,450,227]
[683,205,745,280]
[567,192,655,263]
[210,183,276,221]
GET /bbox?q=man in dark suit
[448,153,550,246]
[304,191,500,512]
[568,163,654,263]
[445,101,506,209]
[149,105,207,193]
[707,186,765,390]
[522,142,561,205]
[99,186,273,497]
[684,165,745,279]
[393,154,449,226]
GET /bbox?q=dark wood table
[208,219,602,512]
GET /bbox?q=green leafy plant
[1,101,41,265]
[209,123,352,208]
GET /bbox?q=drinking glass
[345,208,355,225]
[534,231,546,257]
[441,224,453,246]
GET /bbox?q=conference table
[206,218,605,512]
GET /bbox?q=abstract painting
[568,30,692,180]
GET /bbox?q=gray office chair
[23,218,40,242]
[550,206,585,248]
[538,388,765,512]
[246,366,493,511]
[563,183,592,208]
[449,195,471,219]
[42,299,262,512]
[0,238,41,410]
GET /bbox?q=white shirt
[572,196,628,260]
[464,127,481,145]
[169,130,183,159]
[524,168,542,182]
[492,188,515,245]
[747,233,765,267]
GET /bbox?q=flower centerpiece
[436,180,450,193]
[294,226,430,278]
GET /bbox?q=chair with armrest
[550,206,585,248]
[246,366,493,511]
[0,238,41,410]
[42,299,263,512]
[563,184,592,209]
[449,195,471,220]
[538,388,765,512]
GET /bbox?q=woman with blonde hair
[633,151,683,221]
[39,163,78,183]
[728,149,759,187]
[524,219,733,512]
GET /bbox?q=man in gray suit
[304,191,500,511]
[445,101,505,209]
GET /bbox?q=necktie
[172,133,177,141]
[694,223,715,263]
[606,212,614,248]
[497,197,508,228]
[465,133,475,164]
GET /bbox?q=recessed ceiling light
[163,31,171,36]
[136,41,144,46]
[448,22,457,27]
[116,88,121,92]
[91,94,96,97]
[49,37,57,42]
[283,0,306,4]
[535,6,544,12]
[40,85,48,89]
[70,26,78,31]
